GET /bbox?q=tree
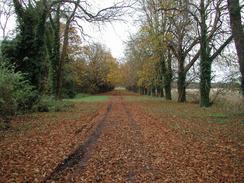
[51,0,131,98]
[193,0,233,107]
[1,0,48,91]
[84,43,117,93]
[140,0,173,99]
[164,0,233,106]
[0,0,14,39]
[227,0,244,95]
[162,0,200,102]
[56,0,80,99]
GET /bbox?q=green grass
[32,96,74,112]
[208,113,228,119]
[207,113,229,124]
[126,94,244,144]
[125,95,163,102]
[209,119,229,124]
[125,96,242,136]
[125,94,244,118]
[65,94,109,103]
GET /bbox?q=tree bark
[177,57,186,102]
[50,3,60,97]
[160,51,172,100]
[199,0,211,107]
[165,50,172,100]
[227,0,244,95]
[144,88,148,95]
[160,88,165,97]
[152,87,156,96]
[56,25,69,99]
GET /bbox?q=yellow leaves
[138,24,171,55]
[69,61,87,86]
[159,0,173,10]
[67,43,123,89]
[137,58,158,88]
[106,56,122,86]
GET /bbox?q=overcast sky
[0,0,140,60]
[81,0,140,59]
[82,15,139,60]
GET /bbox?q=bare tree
[157,0,233,106]
[194,0,233,107]
[159,0,200,102]
[0,0,14,39]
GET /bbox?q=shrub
[32,96,74,112]
[0,62,39,119]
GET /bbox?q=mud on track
[44,104,112,182]
[44,96,161,182]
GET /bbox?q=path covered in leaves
[0,91,243,182]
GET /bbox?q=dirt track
[0,91,243,182]
[44,94,243,182]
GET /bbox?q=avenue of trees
[0,0,244,122]
[123,0,243,107]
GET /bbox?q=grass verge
[125,95,244,145]
[65,93,109,103]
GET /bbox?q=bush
[32,96,74,112]
[0,62,39,118]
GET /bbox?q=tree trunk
[149,87,152,96]
[160,88,165,97]
[56,24,69,99]
[227,0,244,95]
[160,51,172,100]
[56,1,79,99]
[199,0,211,107]
[177,73,186,102]
[152,87,156,96]
[165,50,172,100]
[156,87,160,97]
[147,88,150,95]
[200,58,211,107]
[177,58,186,102]
[35,0,47,92]
[165,83,172,100]
[139,87,143,95]
[51,4,60,96]
[144,88,147,95]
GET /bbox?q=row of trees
[123,0,243,107]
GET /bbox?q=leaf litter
[0,91,243,182]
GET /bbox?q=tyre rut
[43,103,112,182]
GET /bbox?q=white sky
[83,17,139,59]
[81,0,140,59]
[0,0,140,60]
